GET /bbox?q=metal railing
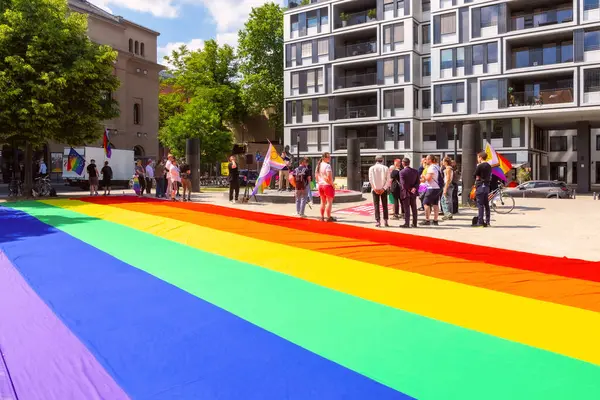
[335,10,377,28]
[335,41,377,59]
[510,8,573,31]
[286,0,329,9]
[335,104,378,119]
[335,136,378,150]
[336,73,377,89]
[508,87,574,107]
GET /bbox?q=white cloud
[158,38,204,67]
[88,0,179,18]
[216,32,238,48]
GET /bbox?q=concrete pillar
[186,138,200,192]
[576,121,591,193]
[347,138,361,192]
[461,122,478,205]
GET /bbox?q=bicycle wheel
[491,192,515,214]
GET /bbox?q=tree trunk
[23,142,33,197]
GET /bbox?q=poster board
[221,162,229,176]
[51,152,63,173]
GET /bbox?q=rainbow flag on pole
[485,142,513,182]
[251,142,286,195]
[66,148,85,175]
[103,128,112,159]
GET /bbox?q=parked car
[503,180,572,199]
[239,169,258,187]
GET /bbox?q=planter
[342,20,348,27]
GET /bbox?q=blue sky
[88,0,283,63]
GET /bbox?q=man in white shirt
[145,160,154,195]
[368,155,390,228]
[420,154,442,226]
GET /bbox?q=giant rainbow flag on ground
[251,142,286,195]
[485,142,513,181]
[0,197,599,399]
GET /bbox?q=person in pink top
[316,152,336,222]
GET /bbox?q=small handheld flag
[67,148,86,176]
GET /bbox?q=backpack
[435,165,444,188]
[294,166,308,190]
[452,167,460,185]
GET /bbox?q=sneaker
[442,214,453,221]
[432,221,439,226]
[299,214,307,218]
[392,215,400,220]
[419,220,431,226]
[484,222,490,228]
[229,200,234,204]
[399,214,405,219]
[412,223,418,228]
[399,224,410,229]
[384,221,389,227]
[327,216,337,222]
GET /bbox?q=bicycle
[8,179,22,198]
[468,183,515,214]
[33,176,53,197]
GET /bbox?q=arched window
[133,103,141,125]
[134,145,145,158]
[128,39,133,53]
[140,42,145,57]
[134,40,139,54]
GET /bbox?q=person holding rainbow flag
[251,142,287,196]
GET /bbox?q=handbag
[388,191,395,205]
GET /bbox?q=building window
[480,5,499,28]
[321,8,329,25]
[491,120,504,139]
[133,103,141,125]
[318,98,328,115]
[511,119,521,139]
[318,39,328,56]
[384,59,394,78]
[291,101,297,120]
[572,136,577,151]
[561,41,573,62]
[302,42,312,58]
[394,23,405,45]
[384,89,404,110]
[596,134,600,151]
[414,89,419,110]
[307,11,318,28]
[385,123,395,142]
[135,41,139,55]
[423,89,431,109]
[423,123,436,141]
[384,0,394,12]
[572,161,578,184]
[422,57,431,76]
[290,44,297,63]
[473,44,484,65]
[422,24,430,44]
[414,25,419,45]
[457,47,464,68]
[441,49,452,69]
[140,43,145,57]
[320,128,329,144]
[584,68,600,92]
[422,0,431,12]
[585,0,600,11]
[481,80,498,101]
[302,99,312,116]
[550,136,568,152]
[440,13,456,36]
[307,70,316,88]
[291,14,299,35]
[129,39,133,53]
[441,85,453,104]
[291,72,299,93]
[487,42,498,63]
[317,69,323,90]
[307,128,318,145]
[585,30,600,52]
[397,56,405,77]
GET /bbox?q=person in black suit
[228,155,240,203]
[399,158,420,228]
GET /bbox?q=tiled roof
[67,0,120,23]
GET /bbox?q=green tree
[159,40,242,168]
[237,2,284,139]
[0,0,120,194]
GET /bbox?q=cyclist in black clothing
[474,152,492,227]
[101,161,113,196]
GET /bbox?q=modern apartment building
[284,0,600,192]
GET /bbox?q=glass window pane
[302,100,312,115]
[394,23,404,43]
[398,57,405,75]
[481,80,498,101]
[384,26,391,44]
[487,42,498,63]
[384,91,394,109]
[511,119,521,139]
[423,89,431,109]
[440,14,456,35]
[385,123,395,141]
[441,85,453,103]
[422,57,431,76]
[318,39,328,55]
[292,73,299,88]
[441,49,452,69]
[307,71,315,86]
[456,47,464,67]
[584,30,600,52]
[543,44,556,65]
[456,83,465,102]
[393,89,404,108]
[480,5,498,27]
[321,8,328,25]
[561,41,573,62]
[384,59,394,77]
[318,98,328,114]
[422,24,430,44]
[302,42,312,57]
[473,45,484,65]
[514,47,528,68]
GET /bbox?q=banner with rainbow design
[0,198,599,399]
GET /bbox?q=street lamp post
[453,124,458,162]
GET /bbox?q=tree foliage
[237,2,284,139]
[0,0,120,148]
[159,40,241,164]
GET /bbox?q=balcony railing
[335,105,378,119]
[286,0,328,9]
[510,8,573,31]
[336,73,377,89]
[335,11,377,29]
[508,88,574,107]
[335,41,377,59]
[335,136,378,150]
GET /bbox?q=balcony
[508,75,574,108]
[508,1,573,32]
[506,31,573,70]
[334,125,378,150]
[335,41,377,59]
[335,104,378,120]
[334,92,378,120]
[334,60,378,90]
[333,0,377,29]
[336,73,378,90]
[286,0,328,9]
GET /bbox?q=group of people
[86,159,113,197]
[134,155,192,201]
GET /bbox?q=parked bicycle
[33,176,53,197]
[469,183,515,214]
